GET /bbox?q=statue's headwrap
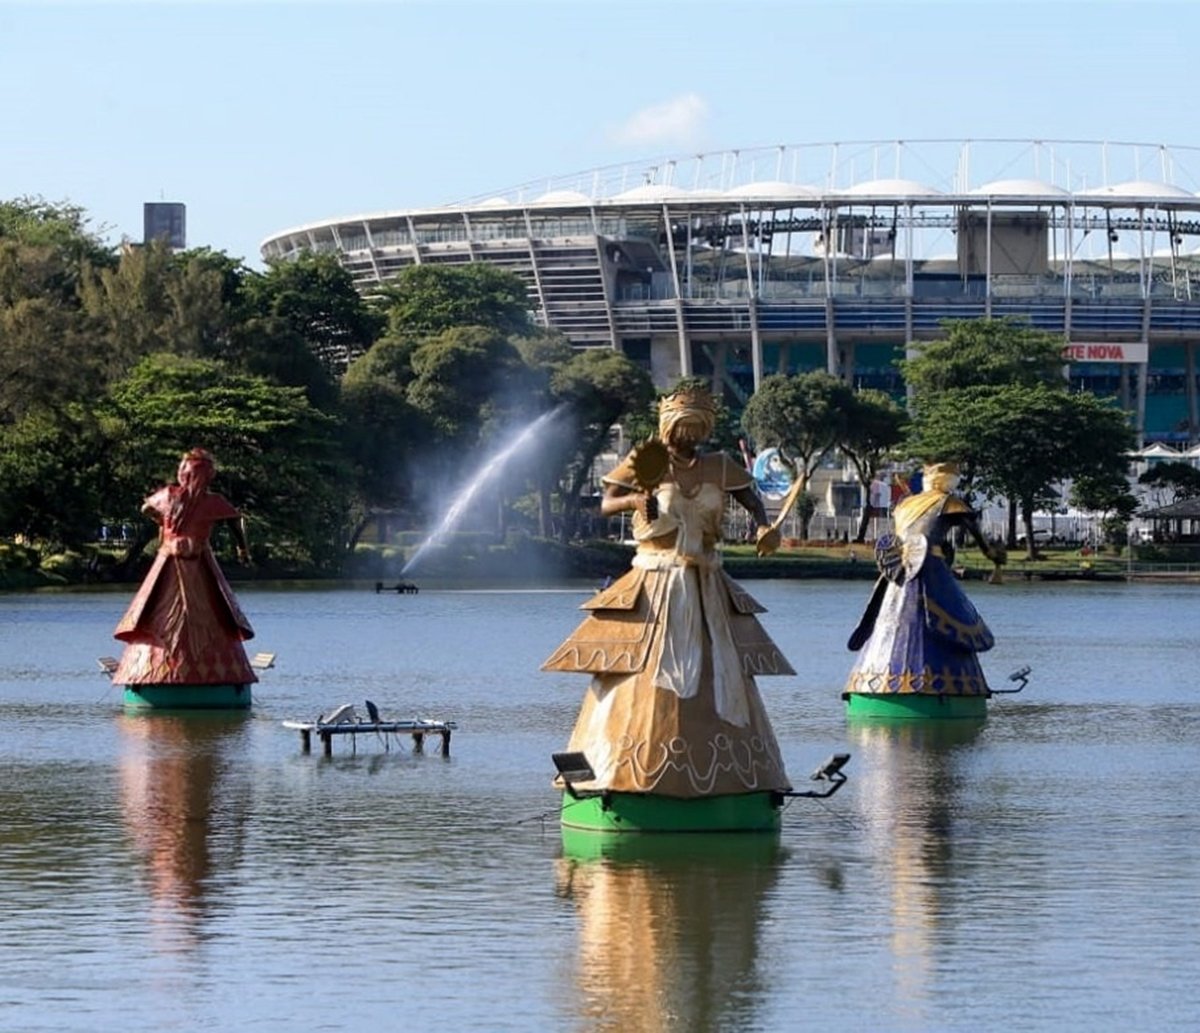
[176,447,217,502]
[922,460,960,491]
[658,387,717,445]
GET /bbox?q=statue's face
[663,416,708,447]
[178,458,214,492]
[930,471,960,493]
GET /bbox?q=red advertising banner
[1063,342,1149,363]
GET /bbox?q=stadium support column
[825,299,838,377]
[1136,262,1152,448]
[462,212,478,262]
[1063,201,1074,353]
[984,200,993,320]
[1188,342,1199,444]
[405,216,423,265]
[662,203,691,375]
[522,209,549,332]
[361,221,383,282]
[822,204,837,377]
[905,202,915,401]
[591,208,618,348]
[739,205,763,390]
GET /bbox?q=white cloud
[609,93,709,149]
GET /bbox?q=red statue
[112,448,256,693]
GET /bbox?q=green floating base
[561,825,784,862]
[844,692,988,720]
[122,684,253,711]
[560,790,781,834]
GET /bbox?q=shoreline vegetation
[0,535,1168,591]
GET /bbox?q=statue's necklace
[670,453,703,498]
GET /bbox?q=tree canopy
[741,371,849,491]
[907,382,1135,553]
[901,318,1068,399]
[840,389,907,542]
[379,263,533,339]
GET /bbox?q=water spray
[402,404,567,575]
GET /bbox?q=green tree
[792,491,818,540]
[379,263,532,338]
[101,354,351,572]
[0,405,109,547]
[546,347,655,540]
[1070,470,1139,545]
[340,338,427,546]
[0,198,115,424]
[399,325,535,535]
[1137,460,1200,506]
[80,240,234,376]
[405,325,528,445]
[0,196,115,303]
[0,296,97,424]
[902,317,1075,546]
[907,383,1134,556]
[840,389,907,542]
[741,371,850,506]
[901,317,1067,399]
[242,253,383,378]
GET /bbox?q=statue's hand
[755,525,781,557]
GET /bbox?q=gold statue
[543,386,793,799]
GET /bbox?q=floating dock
[283,716,456,756]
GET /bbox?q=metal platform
[283,710,456,757]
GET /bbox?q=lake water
[2,578,1199,1032]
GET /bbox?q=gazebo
[1141,498,1200,543]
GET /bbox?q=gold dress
[543,452,793,798]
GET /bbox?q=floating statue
[543,386,796,832]
[844,461,998,719]
[111,448,257,710]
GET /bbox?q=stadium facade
[262,139,1200,445]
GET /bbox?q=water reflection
[117,712,252,953]
[555,831,784,1033]
[847,719,984,1019]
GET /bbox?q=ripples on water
[2,581,1199,1031]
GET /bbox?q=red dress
[113,488,256,686]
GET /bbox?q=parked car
[1015,529,1060,546]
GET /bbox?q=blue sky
[2,0,1196,267]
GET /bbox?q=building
[261,139,1200,444]
[143,202,186,251]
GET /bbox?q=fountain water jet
[402,405,566,576]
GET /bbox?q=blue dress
[845,489,993,698]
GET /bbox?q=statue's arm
[960,512,994,561]
[226,517,251,564]
[730,484,779,556]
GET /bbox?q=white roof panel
[530,190,592,206]
[726,180,819,201]
[470,196,514,210]
[971,178,1070,198]
[611,184,692,202]
[838,178,942,198]
[1081,180,1194,200]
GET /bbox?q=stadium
[262,138,1200,446]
